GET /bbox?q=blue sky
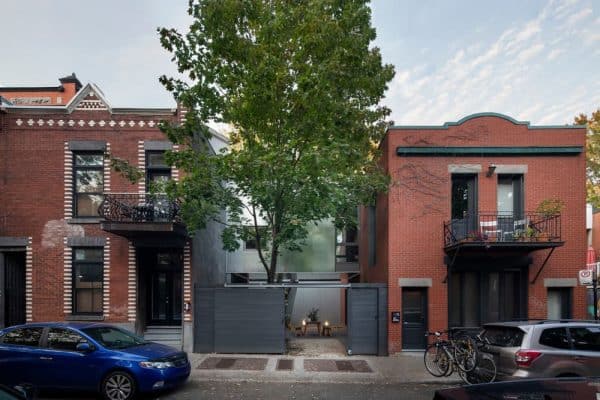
[1,0,598,126]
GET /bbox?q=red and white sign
[580,269,594,286]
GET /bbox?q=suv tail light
[515,350,542,367]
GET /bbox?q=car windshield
[82,327,146,350]
[482,326,525,347]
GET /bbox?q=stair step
[148,340,182,349]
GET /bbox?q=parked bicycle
[424,330,478,378]
[457,333,497,384]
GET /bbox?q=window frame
[72,151,104,218]
[71,247,104,316]
[244,226,268,251]
[145,150,171,191]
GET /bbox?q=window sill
[66,314,105,321]
[67,218,102,224]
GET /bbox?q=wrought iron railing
[443,212,561,247]
[99,193,180,223]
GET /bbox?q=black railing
[444,212,561,248]
[99,193,180,223]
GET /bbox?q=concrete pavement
[188,351,461,385]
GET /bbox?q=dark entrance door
[1,252,26,328]
[347,287,379,355]
[145,250,182,326]
[402,288,427,350]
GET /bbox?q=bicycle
[424,331,478,377]
[457,333,497,384]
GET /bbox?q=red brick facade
[0,78,193,344]
[360,113,587,354]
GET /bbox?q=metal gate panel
[347,284,387,356]
[193,288,215,353]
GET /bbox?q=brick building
[0,74,223,351]
[360,113,587,354]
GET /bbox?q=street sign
[580,269,594,286]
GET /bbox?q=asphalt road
[38,381,457,400]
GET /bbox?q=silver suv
[480,320,600,380]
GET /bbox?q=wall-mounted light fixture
[486,164,497,177]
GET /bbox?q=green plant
[307,308,319,322]
[536,198,565,217]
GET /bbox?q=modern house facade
[360,113,587,354]
[0,74,226,352]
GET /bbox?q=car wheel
[102,371,136,400]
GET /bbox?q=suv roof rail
[535,319,600,324]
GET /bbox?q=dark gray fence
[347,284,388,356]
[194,287,285,354]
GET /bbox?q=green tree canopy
[575,109,600,208]
[158,0,394,282]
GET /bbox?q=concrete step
[149,340,182,349]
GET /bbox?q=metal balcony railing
[443,212,562,248]
[99,193,180,223]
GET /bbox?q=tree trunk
[267,245,279,283]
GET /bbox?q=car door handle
[39,356,53,360]
[573,356,588,362]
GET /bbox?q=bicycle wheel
[424,344,450,377]
[453,336,478,372]
[459,354,496,384]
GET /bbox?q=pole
[595,266,599,321]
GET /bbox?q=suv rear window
[482,326,525,347]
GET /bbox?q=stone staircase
[143,326,182,349]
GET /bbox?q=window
[570,327,600,352]
[73,152,104,217]
[82,326,144,350]
[451,174,478,239]
[481,327,525,347]
[368,205,376,267]
[336,226,358,263]
[539,327,571,349]
[244,226,267,250]
[146,151,171,189]
[47,328,89,352]
[1,327,43,347]
[547,288,572,319]
[73,248,103,314]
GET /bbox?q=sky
[1,0,599,127]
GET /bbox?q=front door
[147,251,182,325]
[402,288,427,350]
[1,252,26,328]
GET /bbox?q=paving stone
[276,359,294,371]
[198,357,268,371]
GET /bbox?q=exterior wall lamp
[486,164,497,177]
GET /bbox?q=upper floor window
[497,174,524,217]
[74,152,104,217]
[146,151,171,191]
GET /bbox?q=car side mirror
[76,342,93,353]
[14,383,35,400]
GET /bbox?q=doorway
[402,287,427,350]
[139,249,182,326]
[0,252,26,328]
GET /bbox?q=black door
[2,252,26,328]
[147,251,182,325]
[402,288,427,350]
[347,288,379,355]
[451,174,478,239]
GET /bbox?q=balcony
[443,212,563,252]
[99,193,187,246]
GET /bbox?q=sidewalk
[188,352,461,385]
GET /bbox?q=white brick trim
[63,239,73,315]
[64,143,73,218]
[172,144,180,182]
[103,238,110,317]
[137,140,146,197]
[104,142,111,193]
[183,243,192,322]
[25,237,33,322]
[127,243,137,322]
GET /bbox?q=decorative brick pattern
[137,140,146,198]
[64,143,73,218]
[63,239,73,316]
[127,243,137,322]
[172,145,180,182]
[14,118,159,129]
[25,237,33,322]
[104,142,111,193]
[103,238,111,317]
[183,243,192,322]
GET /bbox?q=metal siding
[378,287,388,356]
[347,287,378,355]
[193,288,215,353]
[214,288,284,354]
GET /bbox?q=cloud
[547,48,565,60]
[565,7,593,26]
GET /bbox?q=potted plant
[536,198,565,218]
[307,307,319,322]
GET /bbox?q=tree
[158,0,394,283]
[575,109,600,208]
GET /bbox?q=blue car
[0,322,191,400]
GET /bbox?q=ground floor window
[449,269,526,327]
[73,248,103,314]
[547,287,572,319]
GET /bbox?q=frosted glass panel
[497,182,513,214]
